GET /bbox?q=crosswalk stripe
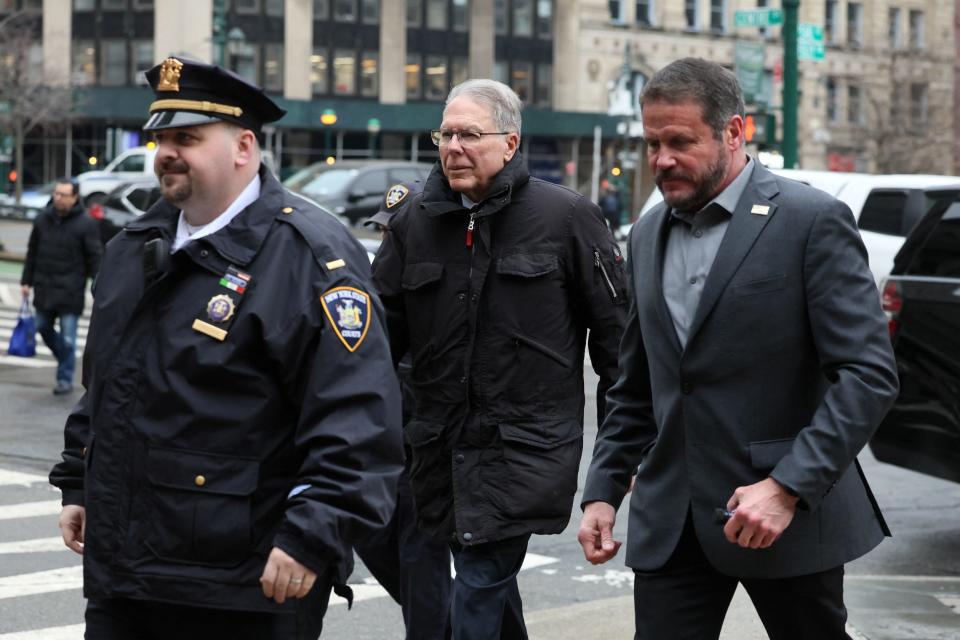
[0,537,66,554]
[0,469,49,486]
[0,565,83,600]
[0,501,62,521]
[0,356,56,368]
[0,623,85,639]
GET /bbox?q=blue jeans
[35,310,78,386]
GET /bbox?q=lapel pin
[750,204,770,216]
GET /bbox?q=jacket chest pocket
[144,446,259,568]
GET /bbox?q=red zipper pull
[466,212,476,248]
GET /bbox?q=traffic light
[744,113,774,145]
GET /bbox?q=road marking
[0,469,49,486]
[0,356,55,368]
[522,552,559,571]
[0,537,67,554]
[0,624,85,639]
[0,566,82,599]
[572,569,635,589]
[0,500,62,521]
[934,595,960,612]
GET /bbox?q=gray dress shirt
[663,157,755,348]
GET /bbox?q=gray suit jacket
[582,164,899,579]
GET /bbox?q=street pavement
[0,217,958,637]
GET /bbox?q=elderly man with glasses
[372,79,627,639]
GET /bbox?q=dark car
[283,160,432,226]
[91,177,161,244]
[870,184,960,483]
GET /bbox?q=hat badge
[158,58,183,92]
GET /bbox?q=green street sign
[734,8,784,27]
[797,23,825,61]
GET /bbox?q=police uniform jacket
[372,155,627,545]
[22,201,102,314]
[49,167,404,612]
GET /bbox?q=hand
[59,505,85,555]
[20,285,29,298]
[723,477,799,549]
[578,501,622,565]
[260,547,317,604]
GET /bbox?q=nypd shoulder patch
[320,286,371,352]
[385,184,410,209]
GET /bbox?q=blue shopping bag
[7,296,36,357]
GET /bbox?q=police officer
[356,182,453,640]
[49,58,403,639]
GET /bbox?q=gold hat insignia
[158,58,184,92]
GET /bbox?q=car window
[905,202,960,277]
[300,169,359,198]
[859,191,907,236]
[391,167,425,184]
[113,155,146,173]
[351,169,390,196]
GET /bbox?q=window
[236,0,259,13]
[824,0,837,43]
[72,41,96,85]
[906,203,960,277]
[333,49,355,95]
[406,0,421,26]
[100,40,128,86]
[232,44,258,84]
[493,60,509,85]
[910,83,928,127]
[710,0,725,33]
[266,0,283,16]
[609,0,625,24]
[113,155,145,172]
[73,0,95,10]
[334,0,356,21]
[361,0,378,23]
[890,85,905,122]
[424,55,447,100]
[359,51,378,97]
[264,43,283,92]
[847,84,861,124]
[131,40,153,85]
[825,77,837,122]
[511,61,532,103]
[406,53,422,99]
[888,7,901,49]
[451,56,468,87]
[514,0,533,35]
[102,0,126,9]
[427,0,446,29]
[311,48,329,94]
[685,0,697,29]
[352,169,390,197]
[133,0,153,8]
[536,0,552,38]
[313,0,329,19]
[859,192,908,236]
[495,0,508,34]
[636,0,652,27]
[536,62,552,107]
[453,0,469,31]
[847,2,862,47]
[909,10,924,50]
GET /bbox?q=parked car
[4,183,52,219]
[78,146,159,206]
[93,177,162,244]
[869,184,960,483]
[630,170,960,282]
[283,160,432,226]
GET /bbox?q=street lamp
[321,109,337,162]
[227,27,246,74]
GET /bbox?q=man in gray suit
[578,58,899,639]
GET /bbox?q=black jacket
[372,156,627,545]
[21,202,102,314]
[49,169,404,612]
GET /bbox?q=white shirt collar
[172,173,262,252]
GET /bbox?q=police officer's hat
[364,181,422,229]
[142,57,286,133]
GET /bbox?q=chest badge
[206,294,236,323]
[320,286,371,352]
[385,184,410,208]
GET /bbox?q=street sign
[797,23,825,61]
[734,8,784,27]
[735,41,765,104]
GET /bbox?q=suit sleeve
[581,226,659,510]
[768,200,899,511]
[568,198,628,424]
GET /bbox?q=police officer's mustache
[159,160,189,175]
[655,169,691,185]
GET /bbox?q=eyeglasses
[430,129,510,147]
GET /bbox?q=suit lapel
[637,204,682,355]
[685,166,780,345]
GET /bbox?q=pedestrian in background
[579,57,899,639]
[49,57,403,639]
[20,177,101,395]
[373,79,627,640]
[599,187,622,235]
[356,181,453,640]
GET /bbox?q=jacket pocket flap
[732,274,787,297]
[147,447,259,496]
[749,437,795,470]
[497,253,558,278]
[405,420,446,447]
[499,419,582,449]
[401,262,444,290]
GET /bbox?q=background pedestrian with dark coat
[372,79,627,640]
[20,177,101,394]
